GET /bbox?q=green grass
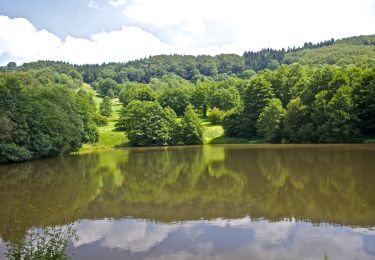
[204,123,224,143]
[203,119,264,144]
[79,85,129,153]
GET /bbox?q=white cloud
[74,219,176,253]
[71,217,375,260]
[0,16,61,64]
[123,0,375,50]
[108,0,128,7]
[0,15,171,64]
[88,1,99,9]
[1,0,375,65]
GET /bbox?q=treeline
[223,64,375,142]
[110,63,375,144]
[4,35,373,86]
[0,71,100,163]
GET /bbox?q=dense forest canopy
[1,34,375,163]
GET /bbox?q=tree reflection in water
[0,145,374,243]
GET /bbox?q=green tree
[99,97,112,117]
[256,98,285,142]
[312,86,358,142]
[0,73,98,163]
[180,105,204,144]
[209,86,241,111]
[75,90,99,143]
[284,97,313,142]
[158,87,193,116]
[98,78,118,96]
[116,101,178,146]
[240,69,256,79]
[222,108,245,137]
[241,75,275,137]
[353,68,375,135]
[118,83,155,105]
[208,107,225,124]
[191,81,211,117]
[6,62,17,68]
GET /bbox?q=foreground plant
[5,225,78,260]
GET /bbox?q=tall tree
[256,98,285,142]
[99,97,112,117]
[180,105,204,144]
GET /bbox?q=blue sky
[0,0,129,37]
[0,0,375,64]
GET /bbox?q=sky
[0,0,375,65]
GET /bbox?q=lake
[0,144,375,259]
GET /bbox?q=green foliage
[180,105,204,144]
[0,72,99,163]
[98,78,118,96]
[7,62,17,68]
[158,87,193,116]
[6,225,78,260]
[312,86,359,142]
[116,101,179,146]
[241,75,275,137]
[353,68,375,135]
[284,42,375,66]
[243,48,284,71]
[208,107,225,124]
[284,98,313,142]
[0,143,32,164]
[99,97,112,117]
[191,81,211,117]
[222,108,244,137]
[209,86,241,111]
[118,83,155,105]
[93,114,109,126]
[222,63,372,143]
[240,69,256,79]
[256,98,285,142]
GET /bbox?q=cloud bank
[0,0,375,65]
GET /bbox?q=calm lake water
[0,144,375,259]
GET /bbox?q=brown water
[0,144,375,259]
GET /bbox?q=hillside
[283,35,375,66]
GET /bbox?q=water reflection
[70,218,375,260]
[0,144,375,259]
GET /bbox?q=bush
[208,107,225,124]
[94,114,109,126]
[0,144,32,164]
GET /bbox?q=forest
[1,34,375,163]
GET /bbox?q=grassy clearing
[202,119,264,144]
[204,123,224,143]
[79,86,129,153]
